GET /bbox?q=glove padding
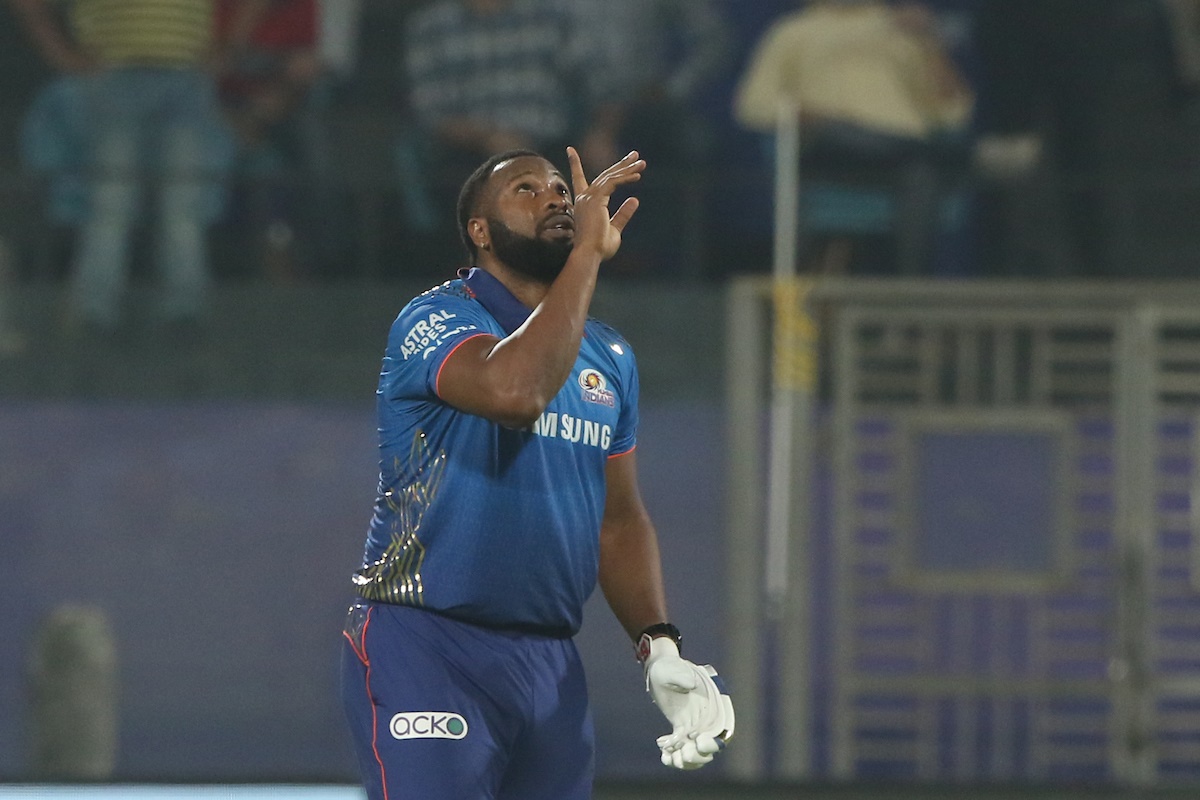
[643,637,735,769]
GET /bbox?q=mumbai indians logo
[390,711,468,740]
[579,369,615,407]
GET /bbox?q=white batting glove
[639,635,735,769]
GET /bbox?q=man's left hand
[641,637,735,769]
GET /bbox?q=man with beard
[339,148,734,799]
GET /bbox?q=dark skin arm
[599,450,669,641]
[436,148,644,428]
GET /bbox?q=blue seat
[802,181,967,236]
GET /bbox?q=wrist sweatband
[635,622,683,663]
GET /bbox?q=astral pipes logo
[390,711,468,740]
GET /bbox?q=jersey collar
[459,267,532,336]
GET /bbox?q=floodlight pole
[768,98,815,780]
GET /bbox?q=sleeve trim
[433,332,493,399]
[607,444,638,460]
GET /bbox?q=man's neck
[474,259,551,311]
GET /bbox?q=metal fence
[726,277,1200,786]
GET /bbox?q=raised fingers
[569,149,644,197]
[609,197,640,233]
[590,151,645,192]
[566,146,589,194]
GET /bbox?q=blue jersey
[353,268,640,636]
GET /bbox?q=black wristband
[635,622,682,663]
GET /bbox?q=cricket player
[340,147,734,799]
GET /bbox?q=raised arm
[436,148,644,428]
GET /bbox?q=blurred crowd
[1,0,1200,346]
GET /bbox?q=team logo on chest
[579,369,615,407]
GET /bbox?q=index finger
[566,146,588,194]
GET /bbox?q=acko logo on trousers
[390,711,468,740]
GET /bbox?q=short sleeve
[379,292,494,402]
[609,343,640,457]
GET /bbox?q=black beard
[486,218,572,284]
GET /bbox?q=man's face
[479,156,576,283]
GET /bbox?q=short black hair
[456,149,543,259]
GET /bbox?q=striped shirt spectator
[69,0,213,67]
[12,0,232,331]
[570,0,727,108]
[404,0,603,153]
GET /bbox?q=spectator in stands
[400,0,611,271]
[568,0,728,173]
[309,0,364,278]
[9,0,233,339]
[0,237,23,357]
[733,0,974,276]
[214,0,323,282]
[974,0,1183,278]
[316,0,362,85]
[568,0,729,276]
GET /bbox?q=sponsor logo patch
[578,369,615,407]
[390,711,469,740]
[399,310,479,361]
[530,411,612,449]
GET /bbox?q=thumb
[609,197,640,233]
[694,733,722,756]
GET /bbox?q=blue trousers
[72,67,232,325]
[340,601,595,799]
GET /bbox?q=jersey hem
[353,598,577,640]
